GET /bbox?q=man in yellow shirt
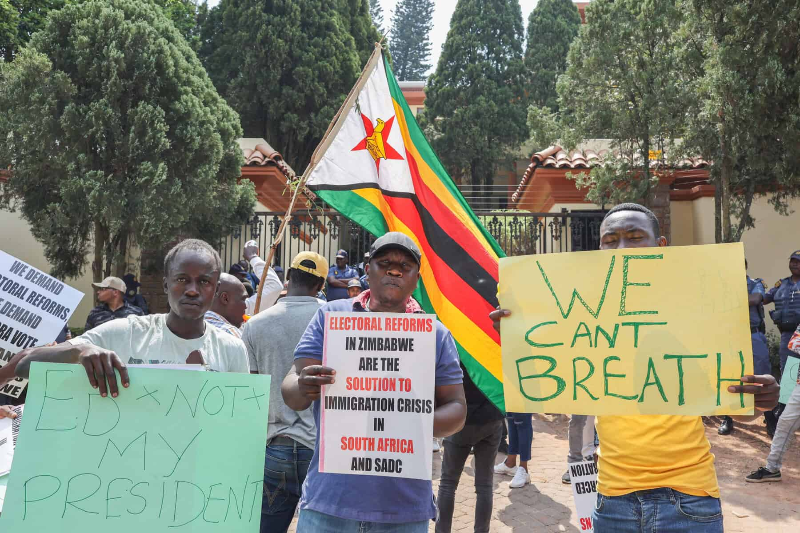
[490,203,780,533]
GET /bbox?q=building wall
[0,209,96,328]
[548,202,602,213]
[690,197,716,245]
[742,198,800,302]
[670,200,695,246]
[672,195,800,336]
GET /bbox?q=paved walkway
[289,414,800,532]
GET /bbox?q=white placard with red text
[320,311,436,480]
[570,460,598,532]
[0,251,84,398]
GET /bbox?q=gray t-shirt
[243,296,321,449]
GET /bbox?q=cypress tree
[0,0,254,280]
[369,0,385,35]
[389,0,434,81]
[337,0,383,67]
[199,0,361,171]
[422,0,527,191]
[524,0,581,110]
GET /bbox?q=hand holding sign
[78,344,129,398]
[727,374,779,410]
[298,365,336,402]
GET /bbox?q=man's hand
[489,307,511,334]
[0,405,17,420]
[298,365,336,402]
[727,374,780,411]
[79,346,129,398]
[243,240,259,262]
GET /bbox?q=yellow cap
[290,251,329,280]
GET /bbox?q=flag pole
[252,43,385,315]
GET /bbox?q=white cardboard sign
[569,460,598,532]
[320,311,436,480]
[0,251,84,397]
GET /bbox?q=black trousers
[436,419,503,533]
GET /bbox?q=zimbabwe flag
[304,45,506,411]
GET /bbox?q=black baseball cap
[791,250,800,261]
[369,232,422,265]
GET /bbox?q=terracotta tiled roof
[242,141,296,180]
[511,145,709,204]
[239,138,317,205]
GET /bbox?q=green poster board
[0,363,270,531]
[780,357,799,404]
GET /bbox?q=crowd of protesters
[0,203,793,533]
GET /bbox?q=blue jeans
[593,489,723,533]
[506,413,533,462]
[260,441,314,533]
[296,509,429,532]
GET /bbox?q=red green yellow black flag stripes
[304,45,507,411]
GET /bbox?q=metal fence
[219,210,375,272]
[218,208,605,271]
[477,209,605,256]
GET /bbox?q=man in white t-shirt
[243,240,283,315]
[15,239,249,396]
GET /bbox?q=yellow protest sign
[499,243,753,416]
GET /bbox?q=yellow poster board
[499,243,753,416]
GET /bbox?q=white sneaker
[494,461,517,476]
[509,467,531,488]
[432,438,440,452]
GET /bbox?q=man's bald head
[218,273,242,293]
[211,273,248,328]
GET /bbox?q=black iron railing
[218,209,605,271]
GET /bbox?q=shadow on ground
[497,482,580,533]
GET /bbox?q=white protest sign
[569,460,598,533]
[0,251,84,397]
[320,311,436,480]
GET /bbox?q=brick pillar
[647,181,672,242]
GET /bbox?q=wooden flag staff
[251,43,385,314]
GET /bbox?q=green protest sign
[0,363,270,531]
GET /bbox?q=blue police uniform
[359,273,369,290]
[766,277,800,373]
[747,276,771,375]
[326,264,359,301]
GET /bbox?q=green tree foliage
[531,0,800,241]
[0,0,67,63]
[1,1,206,61]
[369,0,385,34]
[389,0,434,81]
[337,0,383,67]
[154,0,207,51]
[524,0,581,111]
[0,0,254,280]
[422,0,527,190]
[199,0,361,171]
[528,0,686,206]
[680,0,800,242]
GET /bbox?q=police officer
[122,273,149,314]
[720,261,772,435]
[325,249,359,301]
[765,250,800,373]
